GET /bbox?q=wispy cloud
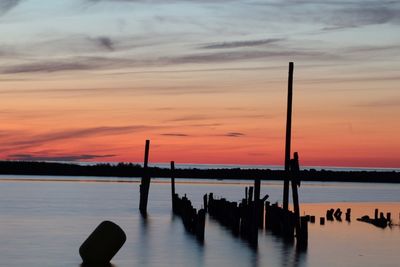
[169,115,210,122]
[1,61,94,74]
[0,0,21,15]
[223,132,245,137]
[9,125,151,149]
[0,47,336,75]
[353,98,400,108]
[8,153,116,162]
[161,133,190,137]
[91,36,115,51]
[199,38,284,49]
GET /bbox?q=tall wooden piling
[171,161,175,210]
[139,140,151,215]
[283,62,294,211]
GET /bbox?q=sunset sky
[0,0,399,167]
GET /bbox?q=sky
[0,0,399,168]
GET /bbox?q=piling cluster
[357,208,391,228]
[172,193,206,241]
[206,189,261,245]
[264,202,308,247]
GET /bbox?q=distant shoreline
[0,160,399,183]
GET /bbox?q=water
[0,175,399,267]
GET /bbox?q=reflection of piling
[139,140,151,215]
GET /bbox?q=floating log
[79,221,126,265]
[139,140,151,215]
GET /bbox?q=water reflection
[136,214,151,266]
[278,238,307,267]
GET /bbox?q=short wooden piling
[387,212,391,222]
[254,178,263,229]
[310,216,315,223]
[374,208,379,220]
[290,152,301,242]
[248,187,254,204]
[297,216,308,249]
[345,208,351,222]
[334,208,342,221]
[139,140,151,215]
[320,217,325,225]
[203,194,208,212]
[171,161,175,210]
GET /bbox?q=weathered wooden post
[290,152,301,242]
[203,194,208,212]
[248,186,254,204]
[283,62,294,211]
[297,216,308,249]
[386,212,391,223]
[254,178,264,229]
[171,161,175,210]
[139,140,151,215]
[250,178,261,245]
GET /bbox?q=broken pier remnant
[139,139,151,215]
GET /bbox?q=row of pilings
[172,193,206,241]
[205,184,308,248]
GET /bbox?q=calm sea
[0,175,399,267]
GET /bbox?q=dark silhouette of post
[290,152,301,242]
[171,161,175,209]
[283,62,294,211]
[139,140,151,215]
